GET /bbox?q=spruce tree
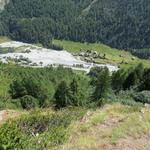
[54,81,71,108]
[112,69,127,92]
[135,63,144,82]
[92,67,111,105]
[70,78,81,106]
[139,68,150,91]
[123,71,138,90]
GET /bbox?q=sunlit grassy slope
[53,40,150,68]
[1,104,150,150]
[59,104,150,150]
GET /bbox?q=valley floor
[0,41,118,73]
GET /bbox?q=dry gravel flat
[0,41,118,72]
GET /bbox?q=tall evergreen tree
[123,71,138,90]
[111,69,127,92]
[54,81,72,108]
[139,68,150,91]
[70,78,84,106]
[134,63,144,82]
[92,67,111,105]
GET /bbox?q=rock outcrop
[0,0,9,11]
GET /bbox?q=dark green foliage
[54,81,72,108]
[107,90,143,106]
[132,91,150,104]
[130,49,150,59]
[0,0,149,52]
[20,95,39,110]
[134,63,144,82]
[88,67,104,86]
[139,68,150,91]
[0,62,150,109]
[70,78,87,106]
[49,43,63,51]
[92,67,111,105]
[10,78,51,107]
[123,71,138,90]
[123,64,144,90]
[112,69,127,92]
[54,77,90,108]
[10,80,27,99]
[5,65,89,109]
[112,63,145,91]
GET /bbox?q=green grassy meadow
[53,40,150,68]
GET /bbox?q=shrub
[9,80,27,99]
[0,96,21,109]
[139,68,150,91]
[48,44,63,51]
[0,108,86,149]
[20,95,39,109]
[107,90,143,106]
[132,91,150,104]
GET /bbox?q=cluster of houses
[76,49,137,65]
[78,49,106,63]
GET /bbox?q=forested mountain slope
[0,0,150,51]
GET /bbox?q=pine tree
[92,67,111,105]
[123,71,138,90]
[54,81,71,108]
[139,68,150,91]
[9,80,27,99]
[135,63,144,82]
[70,78,80,106]
[111,69,127,92]
[70,78,78,95]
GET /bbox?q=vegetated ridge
[0,0,149,58]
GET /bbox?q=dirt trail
[82,0,98,15]
[103,134,150,150]
[0,110,5,124]
[0,110,20,124]
[62,105,150,150]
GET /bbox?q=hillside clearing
[53,40,150,68]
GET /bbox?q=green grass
[0,107,86,150]
[53,40,150,68]
[109,113,150,144]
[59,104,150,150]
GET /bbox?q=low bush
[20,95,39,109]
[0,107,86,149]
[48,43,63,51]
[132,91,150,104]
[0,96,21,109]
[107,90,143,106]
